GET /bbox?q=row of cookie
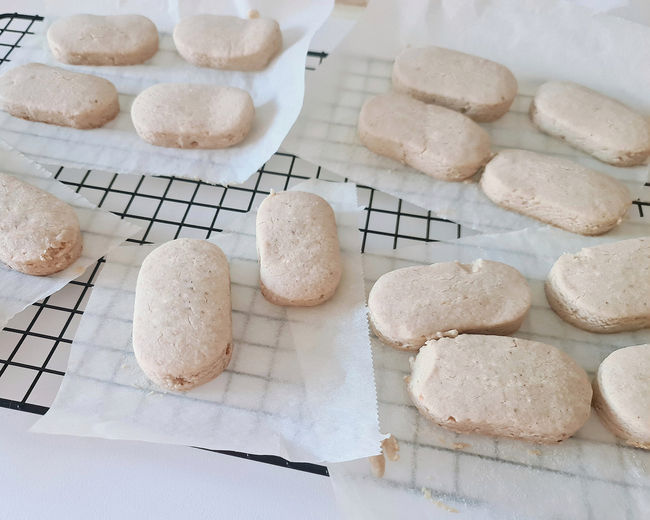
[367,237,649,452]
[0,63,256,149]
[0,178,343,383]
[358,46,649,235]
[129,189,344,390]
[0,12,287,148]
[5,172,647,449]
[47,13,281,71]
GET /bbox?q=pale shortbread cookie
[408,334,592,443]
[392,46,518,122]
[256,191,342,306]
[368,260,531,351]
[592,344,650,449]
[358,92,492,181]
[173,15,282,71]
[131,83,254,149]
[133,238,232,391]
[480,149,632,235]
[0,173,82,276]
[546,237,650,333]
[0,63,119,129]
[530,81,650,167]
[47,14,158,65]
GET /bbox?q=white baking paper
[282,0,650,234]
[0,0,333,183]
[0,139,139,329]
[31,180,383,463]
[328,226,650,520]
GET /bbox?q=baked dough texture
[358,92,492,181]
[131,83,254,149]
[0,63,119,129]
[392,46,517,122]
[0,172,82,276]
[133,238,232,391]
[592,344,650,449]
[368,260,531,351]
[173,14,282,71]
[480,149,632,235]
[530,81,650,167]
[256,191,342,306]
[545,237,650,333]
[47,14,159,65]
[408,334,592,443]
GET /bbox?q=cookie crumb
[382,435,400,461]
[369,453,385,478]
[248,9,260,19]
[452,442,470,450]
[421,488,459,513]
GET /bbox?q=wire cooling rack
[1,12,648,482]
[0,12,462,475]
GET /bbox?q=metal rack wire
[0,12,462,476]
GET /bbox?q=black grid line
[0,12,459,478]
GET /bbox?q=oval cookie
[131,83,254,149]
[133,238,232,391]
[545,237,650,333]
[256,191,342,306]
[408,334,592,443]
[368,260,531,351]
[530,81,650,167]
[358,92,492,181]
[0,63,119,129]
[173,15,282,71]
[392,46,517,122]
[0,173,82,276]
[480,149,632,235]
[593,344,650,449]
[47,14,159,65]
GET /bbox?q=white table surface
[0,408,340,520]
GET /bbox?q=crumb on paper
[453,442,470,450]
[529,448,542,456]
[369,453,385,478]
[382,435,400,461]
[248,9,260,19]
[433,329,459,340]
[421,488,459,514]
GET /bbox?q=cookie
[0,63,119,129]
[545,237,650,333]
[408,334,592,443]
[592,344,650,449]
[131,83,254,149]
[256,191,342,306]
[530,81,650,167]
[133,238,232,391]
[0,173,82,276]
[358,92,492,181]
[392,46,517,122]
[480,149,632,235]
[368,260,531,351]
[47,14,159,65]
[173,14,282,71]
